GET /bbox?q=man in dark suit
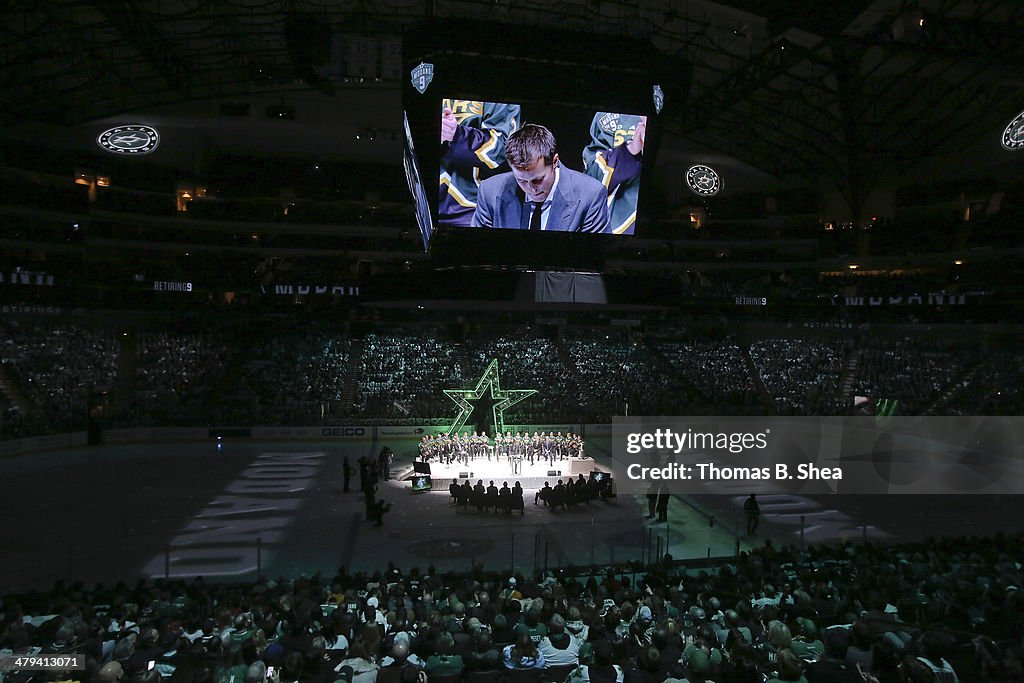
[471,124,610,232]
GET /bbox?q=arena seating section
[1,321,1022,438]
[0,532,1017,682]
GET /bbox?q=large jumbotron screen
[402,21,663,257]
[438,98,648,236]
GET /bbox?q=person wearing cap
[500,577,522,601]
[627,605,655,654]
[723,610,752,645]
[361,596,386,628]
[678,630,723,680]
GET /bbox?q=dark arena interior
[2,1,1024,682]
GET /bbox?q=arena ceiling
[2,0,1023,199]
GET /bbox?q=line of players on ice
[418,430,585,466]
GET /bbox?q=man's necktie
[529,201,543,230]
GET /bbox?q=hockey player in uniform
[530,431,541,466]
[582,112,647,235]
[502,430,513,463]
[478,431,487,460]
[494,431,505,463]
[440,99,522,227]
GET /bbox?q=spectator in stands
[380,636,420,675]
[96,661,125,683]
[424,632,463,678]
[788,617,824,661]
[625,645,665,683]
[465,632,503,672]
[567,640,624,683]
[491,614,517,646]
[337,641,379,683]
[244,661,268,683]
[503,633,545,670]
[2,518,1022,683]
[539,614,581,670]
[845,620,874,671]
[667,646,712,683]
[767,648,808,683]
[916,631,959,682]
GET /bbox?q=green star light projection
[443,359,536,435]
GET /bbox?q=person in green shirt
[514,608,548,644]
[424,632,464,678]
[788,618,824,661]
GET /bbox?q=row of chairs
[449,485,527,515]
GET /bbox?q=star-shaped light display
[443,359,536,435]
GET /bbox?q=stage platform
[402,455,604,489]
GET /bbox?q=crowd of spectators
[0,321,119,434]
[563,331,679,421]
[355,333,462,419]
[4,319,1024,439]
[1,531,1020,682]
[461,334,576,424]
[654,338,763,415]
[850,339,970,416]
[928,350,1024,416]
[129,332,233,427]
[748,340,847,415]
[219,327,351,426]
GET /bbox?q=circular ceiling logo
[97,125,161,155]
[686,164,721,196]
[1002,110,1024,150]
